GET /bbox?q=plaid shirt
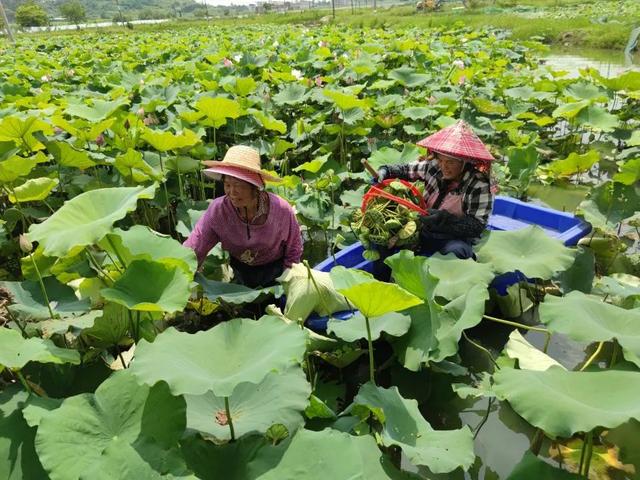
[393,159,493,225]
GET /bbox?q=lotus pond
[1,23,639,479]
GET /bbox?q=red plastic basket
[361,179,427,216]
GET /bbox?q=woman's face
[436,154,465,181]
[223,176,257,209]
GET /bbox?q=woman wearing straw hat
[184,145,303,288]
[376,120,494,259]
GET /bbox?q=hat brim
[202,160,281,183]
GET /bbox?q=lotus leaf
[546,150,600,177]
[38,310,103,338]
[272,83,307,105]
[593,273,640,307]
[185,367,310,441]
[65,98,128,122]
[493,367,640,438]
[578,181,640,230]
[0,116,52,152]
[195,97,244,127]
[100,259,192,313]
[552,100,589,119]
[130,316,307,396]
[0,407,48,479]
[367,144,421,170]
[47,141,96,170]
[352,383,475,473]
[613,158,640,186]
[539,291,640,367]
[114,149,161,183]
[426,254,494,300]
[8,177,58,203]
[384,250,435,301]
[250,109,287,134]
[388,67,429,88]
[506,451,580,479]
[141,128,201,152]
[27,184,157,257]
[80,303,130,348]
[333,276,423,319]
[323,90,370,110]
[196,273,269,305]
[327,311,411,342]
[452,372,495,399]
[504,330,564,371]
[0,153,43,183]
[35,371,185,480]
[280,263,351,322]
[475,226,576,279]
[0,277,90,320]
[101,225,197,274]
[576,105,619,131]
[0,328,80,369]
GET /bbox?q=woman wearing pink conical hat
[376,120,495,259]
[184,145,303,288]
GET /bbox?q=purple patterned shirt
[184,192,303,268]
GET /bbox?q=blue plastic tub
[307,196,591,331]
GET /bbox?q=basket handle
[361,179,427,215]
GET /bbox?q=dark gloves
[419,209,485,239]
[373,164,410,184]
[374,166,389,184]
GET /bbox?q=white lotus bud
[19,235,33,254]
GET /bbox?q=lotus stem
[482,314,552,352]
[473,397,493,440]
[224,396,236,441]
[609,341,618,368]
[118,351,127,369]
[365,315,375,385]
[106,236,128,269]
[530,428,544,455]
[16,370,33,395]
[462,332,500,370]
[29,253,55,320]
[580,341,604,372]
[581,431,594,478]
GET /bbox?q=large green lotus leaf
[391,304,440,371]
[130,316,307,397]
[259,428,418,480]
[0,408,48,479]
[475,226,576,279]
[164,155,201,173]
[430,284,489,362]
[0,152,46,183]
[552,100,589,120]
[613,158,640,186]
[281,264,351,322]
[195,97,244,128]
[27,184,157,257]
[385,250,436,301]
[47,141,96,169]
[196,273,270,305]
[35,371,186,480]
[367,144,421,170]
[65,98,128,122]
[546,150,600,177]
[388,67,430,88]
[141,128,201,152]
[0,116,52,152]
[8,177,58,203]
[596,70,640,92]
[593,273,640,306]
[577,181,640,230]
[38,310,102,338]
[539,291,640,367]
[100,259,191,313]
[327,311,411,342]
[504,330,565,371]
[0,277,90,320]
[272,83,308,106]
[101,225,197,274]
[185,367,310,441]
[114,148,162,183]
[249,109,287,134]
[352,383,475,473]
[493,367,640,438]
[80,303,130,348]
[506,451,580,479]
[576,105,619,132]
[0,328,80,369]
[322,89,370,110]
[426,255,494,300]
[336,279,423,319]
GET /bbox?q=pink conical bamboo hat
[416,120,495,166]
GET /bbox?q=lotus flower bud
[315,76,324,87]
[139,79,145,86]
[95,133,105,146]
[458,75,467,85]
[291,69,303,80]
[67,69,75,77]
[19,235,33,254]
[136,107,145,118]
[223,57,233,67]
[40,74,52,82]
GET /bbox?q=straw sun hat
[202,145,281,189]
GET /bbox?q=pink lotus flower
[452,60,465,69]
[315,76,324,87]
[458,75,467,85]
[95,134,105,146]
[318,41,327,48]
[223,58,233,67]
[40,74,52,83]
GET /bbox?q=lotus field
[1,24,640,479]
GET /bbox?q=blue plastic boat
[307,195,591,331]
